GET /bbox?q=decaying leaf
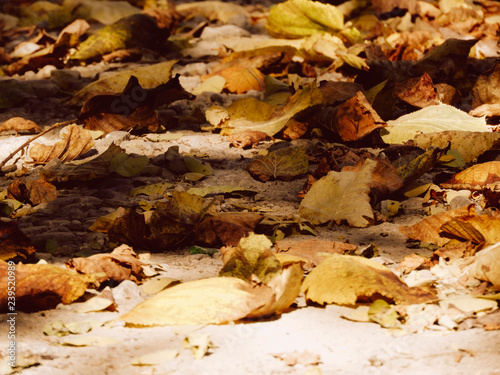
[380,104,490,145]
[299,158,376,227]
[300,254,436,305]
[195,213,265,247]
[0,260,97,312]
[467,242,500,287]
[29,124,94,163]
[266,0,344,38]
[394,72,440,108]
[7,177,57,205]
[219,234,282,283]
[247,146,308,182]
[414,131,500,163]
[79,75,193,135]
[441,161,500,190]
[399,205,475,246]
[0,117,40,134]
[66,244,145,284]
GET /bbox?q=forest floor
[0,0,500,374]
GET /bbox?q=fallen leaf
[0,260,97,313]
[380,104,490,144]
[66,244,145,284]
[210,82,325,136]
[0,221,37,262]
[219,234,281,284]
[275,238,356,270]
[119,276,269,326]
[397,254,429,274]
[331,91,386,142]
[226,130,272,148]
[69,12,175,61]
[195,213,265,247]
[399,205,475,246]
[108,152,150,177]
[394,72,440,108]
[69,60,177,106]
[441,161,500,190]
[300,254,436,305]
[247,146,309,182]
[467,242,500,287]
[7,177,57,205]
[0,117,40,134]
[29,124,94,163]
[266,0,344,38]
[441,213,500,245]
[59,335,120,347]
[471,62,500,115]
[79,75,193,135]
[299,158,376,227]
[414,131,500,163]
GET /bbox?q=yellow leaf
[301,254,436,305]
[299,158,375,227]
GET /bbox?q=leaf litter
[0,0,499,373]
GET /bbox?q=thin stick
[0,119,77,170]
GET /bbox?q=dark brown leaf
[7,177,57,205]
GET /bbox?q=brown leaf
[210,65,265,94]
[0,260,97,312]
[333,91,386,142]
[226,130,271,148]
[397,254,430,274]
[394,73,440,108]
[7,177,57,205]
[247,146,308,182]
[29,124,94,163]
[195,213,265,247]
[282,119,308,140]
[440,161,500,190]
[107,209,152,250]
[0,117,40,134]
[319,81,363,105]
[79,75,193,135]
[399,205,475,246]
[0,221,37,262]
[275,238,356,270]
[66,244,145,284]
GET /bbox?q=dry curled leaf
[441,213,500,245]
[66,244,145,284]
[29,124,94,163]
[0,117,40,134]
[226,130,272,148]
[0,260,97,313]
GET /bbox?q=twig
[0,119,77,170]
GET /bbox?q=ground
[0,0,499,374]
